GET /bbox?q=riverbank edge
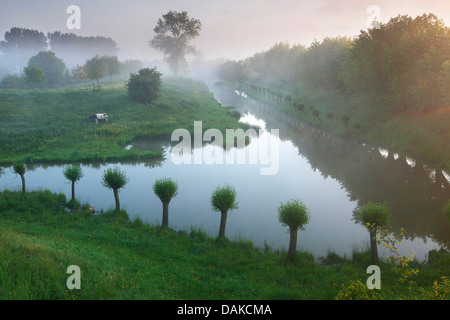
[218,81,450,172]
[0,189,448,300]
[0,78,248,167]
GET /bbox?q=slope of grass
[0,190,448,300]
[0,77,246,165]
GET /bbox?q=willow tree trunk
[162,201,169,228]
[113,189,120,212]
[219,211,228,238]
[20,174,26,195]
[369,229,378,264]
[288,227,298,261]
[71,181,75,201]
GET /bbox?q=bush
[126,67,162,104]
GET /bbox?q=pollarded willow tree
[12,162,26,195]
[211,185,239,239]
[63,165,83,202]
[278,199,310,261]
[101,167,129,212]
[149,11,202,75]
[353,201,390,265]
[153,178,178,228]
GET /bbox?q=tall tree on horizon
[149,11,202,75]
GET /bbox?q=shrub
[126,67,162,104]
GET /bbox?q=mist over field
[1,0,449,64]
[0,0,449,302]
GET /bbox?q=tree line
[7,162,450,263]
[0,10,203,82]
[0,28,118,76]
[0,50,144,90]
[218,14,450,114]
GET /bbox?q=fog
[0,0,449,82]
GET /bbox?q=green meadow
[0,77,246,165]
[0,190,448,299]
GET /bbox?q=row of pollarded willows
[243,82,363,138]
[10,162,450,266]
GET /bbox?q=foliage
[150,11,202,75]
[335,279,380,300]
[0,189,448,299]
[210,185,239,213]
[445,201,450,220]
[71,65,88,88]
[23,66,46,87]
[153,178,178,203]
[278,199,310,231]
[353,202,390,229]
[12,162,26,176]
[27,51,66,87]
[0,74,26,89]
[420,276,449,300]
[85,55,107,87]
[101,167,129,191]
[126,67,162,104]
[341,14,449,112]
[47,31,118,68]
[63,165,83,182]
[103,55,121,80]
[0,27,47,69]
[376,226,419,299]
[0,77,246,165]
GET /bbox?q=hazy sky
[0,0,449,61]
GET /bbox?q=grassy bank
[236,82,450,171]
[0,77,246,165]
[0,190,448,300]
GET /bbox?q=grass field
[0,77,246,165]
[0,190,448,300]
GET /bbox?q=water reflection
[209,81,450,257]
[0,81,448,262]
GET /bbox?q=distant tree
[0,74,26,89]
[312,109,322,124]
[284,95,292,107]
[47,31,119,68]
[103,55,121,80]
[326,111,335,124]
[353,122,363,137]
[211,185,239,238]
[353,202,390,264]
[12,162,26,195]
[278,199,310,261]
[71,64,88,89]
[126,67,162,104]
[121,59,144,75]
[218,60,248,86]
[298,103,306,116]
[341,114,351,134]
[153,178,178,228]
[0,27,47,70]
[85,55,107,88]
[150,11,202,75]
[27,51,66,87]
[101,167,129,212]
[23,66,46,88]
[63,165,83,202]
